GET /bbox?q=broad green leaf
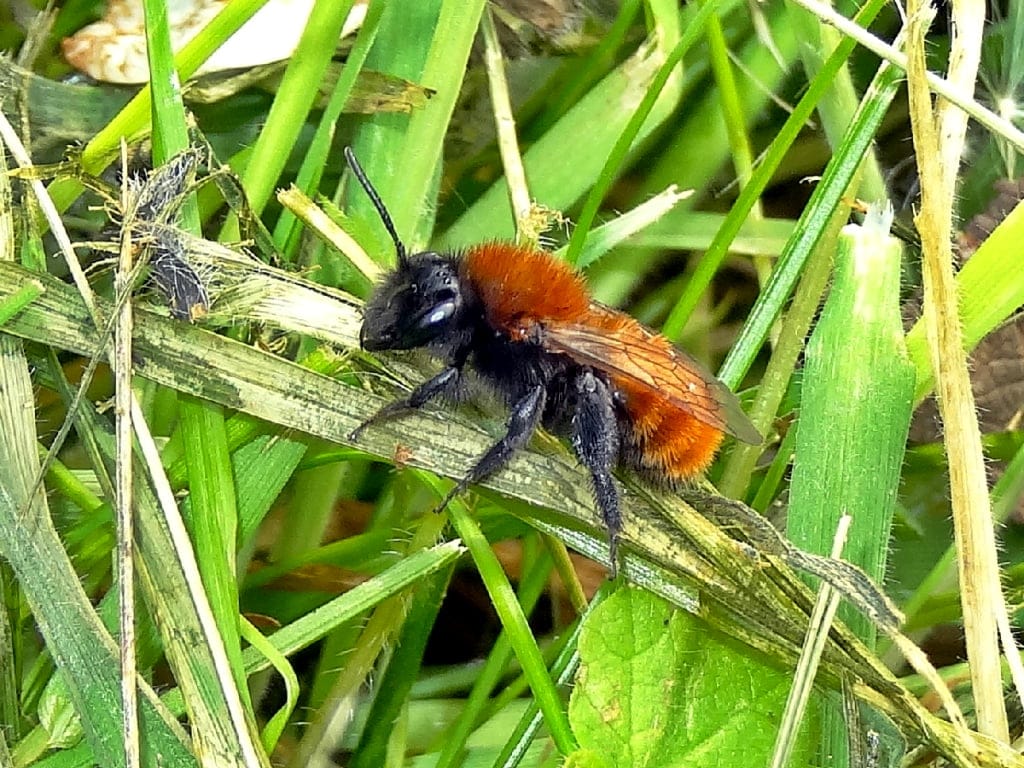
[569,586,818,767]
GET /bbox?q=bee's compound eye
[425,306,450,325]
[426,299,456,325]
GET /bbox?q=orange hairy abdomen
[616,379,725,481]
[583,307,726,480]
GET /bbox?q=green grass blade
[239,542,465,673]
[421,474,576,755]
[717,50,902,389]
[563,0,698,266]
[179,398,247,690]
[229,0,357,222]
[347,0,486,255]
[239,618,298,754]
[433,543,552,767]
[141,2,260,747]
[787,209,914,761]
[664,0,890,351]
[784,0,886,198]
[272,0,386,259]
[0,281,43,327]
[143,0,191,162]
[0,336,195,768]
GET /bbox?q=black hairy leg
[432,384,546,513]
[350,366,461,441]
[570,369,622,575]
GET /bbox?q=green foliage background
[0,0,1023,766]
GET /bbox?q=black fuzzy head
[360,251,466,351]
[344,147,473,353]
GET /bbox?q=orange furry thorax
[463,243,590,327]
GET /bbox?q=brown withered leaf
[908,179,1024,443]
[907,178,1024,521]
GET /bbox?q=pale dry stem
[904,0,1011,743]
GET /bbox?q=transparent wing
[542,306,761,444]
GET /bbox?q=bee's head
[344,147,467,351]
[359,251,464,351]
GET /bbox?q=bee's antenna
[344,146,408,266]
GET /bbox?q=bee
[345,148,761,573]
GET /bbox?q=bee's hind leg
[570,369,622,577]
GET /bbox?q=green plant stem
[424,476,576,756]
[432,542,553,767]
[226,0,356,235]
[272,0,384,260]
[717,203,844,499]
[716,36,901,389]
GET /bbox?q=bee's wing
[542,307,761,445]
